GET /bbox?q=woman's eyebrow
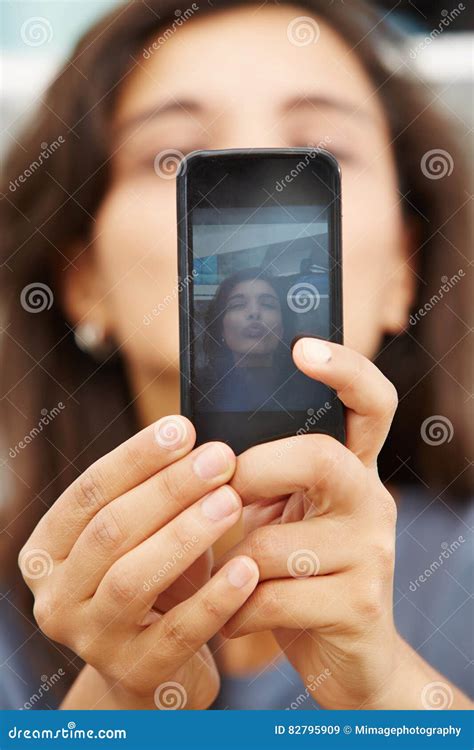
[283,94,374,122]
[115,93,374,137]
[115,98,205,135]
[258,292,279,301]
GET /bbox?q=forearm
[362,635,472,710]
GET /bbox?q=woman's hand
[216,338,470,709]
[18,417,258,710]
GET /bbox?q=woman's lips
[242,323,266,337]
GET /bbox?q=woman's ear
[55,244,111,333]
[382,217,420,336]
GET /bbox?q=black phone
[177,148,344,454]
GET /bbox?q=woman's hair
[202,267,290,371]
[0,0,472,697]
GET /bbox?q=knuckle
[120,440,147,478]
[157,466,180,505]
[313,434,345,474]
[17,546,30,583]
[17,544,28,570]
[159,615,192,654]
[308,435,361,491]
[167,517,196,554]
[18,545,54,586]
[33,594,62,641]
[103,564,137,605]
[378,489,398,527]
[247,527,276,563]
[200,593,222,621]
[73,466,105,514]
[88,506,125,552]
[382,380,399,418]
[32,594,51,629]
[251,582,279,620]
[341,355,365,396]
[371,539,395,573]
[349,577,386,624]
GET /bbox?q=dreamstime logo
[21,17,53,47]
[286,668,332,709]
[287,16,320,46]
[408,536,465,592]
[154,681,187,710]
[154,149,186,179]
[409,269,465,326]
[287,549,320,577]
[143,534,199,591]
[143,271,197,326]
[409,4,466,59]
[9,137,65,192]
[274,138,332,192]
[421,681,454,709]
[154,416,188,449]
[21,669,65,710]
[420,415,453,445]
[143,4,199,58]
[143,535,199,591]
[287,282,320,313]
[19,548,53,580]
[420,149,454,180]
[9,402,66,459]
[20,283,53,313]
[275,403,332,460]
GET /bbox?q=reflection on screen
[192,204,331,413]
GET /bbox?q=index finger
[230,433,366,513]
[292,338,398,466]
[26,415,196,559]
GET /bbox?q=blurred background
[0,0,473,160]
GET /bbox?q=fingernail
[302,338,332,364]
[139,609,161,627]
[227,558,256,588]
[193,444,232,480]
[154,417,187,450]
[201,486,240,521]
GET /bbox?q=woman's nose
[247,306,261,319]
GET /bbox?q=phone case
[177,148,344,453]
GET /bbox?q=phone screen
[178,150,344,452]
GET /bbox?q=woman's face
[222,279,283,360]
[64,4,414,420]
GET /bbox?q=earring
[74,321,113,360]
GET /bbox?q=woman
[197,267,325,413]
[0,0,472,710]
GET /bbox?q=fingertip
[153,414,195,451]
[181,416,197,443]
[225,485,243,511]
[226,555,259,589]
[293,336,332,367]
[201,485,242,521]
[240,555,259,579]
[214,441,237,464]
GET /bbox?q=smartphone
[177,148,344,455]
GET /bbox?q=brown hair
[0,0,472,701]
